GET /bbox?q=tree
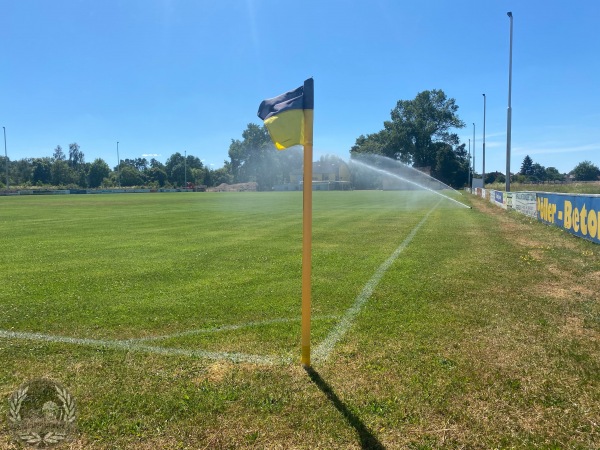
[350,130,392,158]
[32,158,53,185]
[520,155,533,176]
[432,142,469,187]
[0,156,10,188]
[68,143,84,169]
[386,89,465,167]
[52,145,65,161]
[531,163,547,182]
[119,165,145,186]
[88,158,110,188]
[210,166,233,186]
[13,158,33,186]
[51,159,75,186]
[572,160,600,181]
[484,171,505,184]
[545,167,564,182]
[350,89,467,187]
[146,167,167,187]
[228,123,277,189]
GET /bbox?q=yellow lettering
[573,207,580,233]
[580,205,588,236]
[588,209,597,239]
[564,201,572,229]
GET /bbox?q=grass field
[0,191,598,449]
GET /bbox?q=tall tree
[386,89,464,167]
[53,145,65,161]
[68,143,84,168]
[520,155,533,176]
[350,89,466,187]
[165,152,185,186]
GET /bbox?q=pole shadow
[304,366,386,450]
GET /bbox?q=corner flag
[258,79,314,366]
[257,78,314,150]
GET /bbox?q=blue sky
[2,0,599,174]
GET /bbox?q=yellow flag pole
[301,106,314,367]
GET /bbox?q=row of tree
[517,155,599,182]
[2,89,599,191]
[0,145,236,189]
[0,125,306,191]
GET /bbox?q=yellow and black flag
[257,78,314,150]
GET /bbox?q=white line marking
[313,203,439,362]
[0,329,284,365]
[129,315,339,343]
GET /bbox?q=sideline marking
[313,203,439,362]
[0,329,283,365]
[0,316,338,365]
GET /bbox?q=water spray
[349,158,471,209]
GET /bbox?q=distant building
[274,160,352,191]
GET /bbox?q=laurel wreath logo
[8,379,77,448]
[8,386,28,423]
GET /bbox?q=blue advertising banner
[536,193,600,244]
[495,191,504,204]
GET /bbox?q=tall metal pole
[3,127,8,192]
[506,12,514,192]
[184,150,187,189]
[468,138,471,189]
[117,141,121,187]
[472,123,476,183]
[482,94,486,188]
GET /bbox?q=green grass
[0,191,598,449]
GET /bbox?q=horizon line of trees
[2,90,599,191]
[481,155,600,185]
[0,144,236,190]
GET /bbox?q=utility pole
[468,138,471,189]
[117,141,121,187]
[3,127,8,192]
[472,123,476,183]
[506,12,514,192]
[482,94,486,188]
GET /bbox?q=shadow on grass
[305,366,385,450]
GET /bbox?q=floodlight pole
[482,94,486,188]
[117,141,121,187]
[468,138,471,189]
[472,123,476,183]
[506,11,514,192]
[3,127,8,192]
